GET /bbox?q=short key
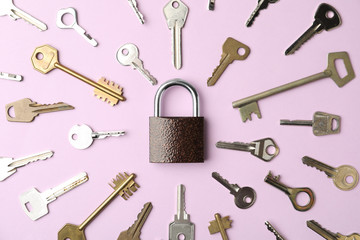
[285,3,341,55]
[207,37,250,86]
[208,213,232,240]
[19,172,89,220]
[246,0,279,27]
[116,43,157,85]
[307,220,360,240]
[0,72,22,81]
[232,52,355,122]
[69,124,125,150]
[127,0,145,24]
[212,172,256,209]
[302,156,359,191]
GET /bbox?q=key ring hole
[326,10,335,19]
[266,145,276,155]
[177,234,185,240]
[243,195,253,203]
[238,48,246,56]
[7,106,15,118]
[295,192,311,207]
[121,48,129,56]
[172,1,179,8]
[25,202,32,212]
[331,118,339,131]
[71,134,78,140]
[36,52,44,60]
[61,13,76,27]
[346,175,354,184]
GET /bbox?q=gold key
[307,220,360,240]
[208,213,232,240]
[58,172,139,240]
[5,98,74,122]
[31,45,126,106]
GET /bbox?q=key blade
[212,172,240,193]
[10,7,47,31]
[251,138,279,162]
[176,184,188,220]
[109,173,139,200]
[302,156,337,178]
[19,188,49,220]
[131,58,158,85]
[265,221,285,240]
[128,0,145,24]
[307,220,338,240]
[246,0,269,27]
[92,131,126,139]
[0,157,16,181]
[238,102,261,122]
[94,77,126,106]
[47,172,89,200]
[216,141,253,152]
[0,72,22,81]
[10,150,54,169]
[208,214,232,234]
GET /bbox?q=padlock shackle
[154,79,199,117]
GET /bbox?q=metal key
[285,3,341,55]
[264,171,315,211]
[232,52,355,122]
[207,37,250,86]
[208,0,215,11]
[0,150,53,181]
[31,45,126,106]
[127,0,145,24]
[5,98,74,123]
[169,184,194,240]
[0,72,22,81]
[216,138,279,162]
[281,111,341,136]
[117,202,153,240]
[307,220,360,240]
[58,172,139,240]
[246,0,279,27]
[212,172,256,209]
[20,172,88,220]
[208,213,232,240]
[116,43,157,85]
[302,156,359,191]
[163,0,188,70]
[0,0,47,31]
[56,8,98,47]
[69,124,125,150]
[265,221,286,240]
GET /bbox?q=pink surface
[0,0,359,239]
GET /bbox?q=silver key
[265,221,286,240]
[56,8,98,47]
[19,172,88,220]
[0,0,47,31]
[169,184,194,240]
[116,43,157,85]
[246,0,279,27]
[0,72,22,81]
[69,124,125,150]
[163,0,189,70]
[0,150,53,181]
[216,138,279,161]
[127,0,145,24]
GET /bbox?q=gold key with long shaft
[58,172,139,240]
[31,45,126,106]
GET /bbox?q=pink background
[0,0,359,239]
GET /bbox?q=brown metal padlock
[149,79,204,163]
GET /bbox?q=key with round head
[163,0,188,70]
[285,3,341,55]
[307,220,360,240]
[265,221,286,240]
[116,43,157,85]
[69,124,125,150]
[127,0,145,24]
[246,0,279,27]
[0,72,22,81]
[302,156,359,191]
[207,37,250,86]
[56,8,98,47]
[208,213,232,240]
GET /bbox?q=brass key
[208,213,232,240]
[31,45,126,106]
[58,172,139,240]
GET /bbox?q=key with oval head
[212,172,256,209]
[285,3,341,55]
[163,0,188,70]
[307,220,360,240]
[56,8,98,47]
[207,37,250,86]
[69,124,125,150]
[302,156,359,191]
[117,43,157,85]
[232,52,355,122]
[246,0,279,27]
[265,171,315,211]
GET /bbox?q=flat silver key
[0,0,47,31]
[265,221,286,240]
[216,138,279,162]
[169,184,194,240]
[0,150,53,181]
[127,0,145,24]
[116,43,157,85]
[0,72,22,81]
[56,8,98,47]
[246,0,279,27]
[69,124,125,150]
[19,172,89,220]
[163,0,189,70]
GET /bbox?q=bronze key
[31,45,126,106]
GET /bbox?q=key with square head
[116,43,157,85]
[208,213,232,240]
[31,45,126,106]
[0,72,22,81]
[232,52,355,122]
[307,220,360,240]
[20,172,88,221]
[117,202,153,240]
[207,37,250,86]
[246,0,279,27]
[169,184,194,240]
[265,221,286,240]
[127,0,145,24]
[58,172,139,240]
[5,98,74,123]
[264,171,315,211]
[212,172,256,209]
[163,0,188,70]
[0,150,53,181]
[285,3,341,55]
[0,0,47,31]
[302,156,359,191]
[56,8,98,47]
[216,138,279,162]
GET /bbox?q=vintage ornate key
[232,52,355,122]
[246,0,279,27]
[302,156,359,191]
[307,220,360,240]
[208,213,232,240]
[0,72,22,81]
[31,45,126,106]
[265,221,286,240]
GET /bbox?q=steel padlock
[150,79,204,163]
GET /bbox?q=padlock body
[149,117,204,163]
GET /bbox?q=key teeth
[302,156,328,174]
[307,220,337,236]
[265,221,284,240]
[109,172,140,200]
[94,77,125,106]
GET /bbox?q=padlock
[149,79,204,163]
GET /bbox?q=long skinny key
[307,220,360,240]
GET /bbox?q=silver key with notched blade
[265,221,286,240]
[246,0,279,27]
[0,72,22,81]
[127,0,145,24]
